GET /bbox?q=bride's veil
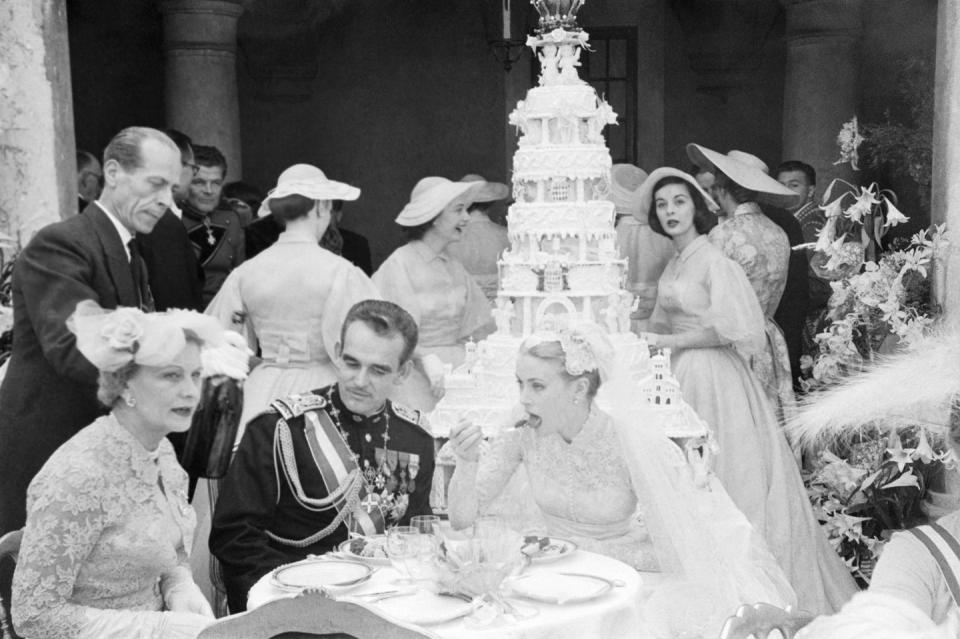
[576,323,795,637]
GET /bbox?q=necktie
[127,239,154,311]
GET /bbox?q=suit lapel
[85,204,139,307]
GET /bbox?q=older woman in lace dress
[11,302,247,639]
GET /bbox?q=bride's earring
[123,392,136,408]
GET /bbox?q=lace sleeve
[446,429,524,530]
[12,466,174,639]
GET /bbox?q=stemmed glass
[385,524,436,584]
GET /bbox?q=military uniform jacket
[181,202,245,306]
[210,384,435,611]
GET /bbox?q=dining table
[247,547,658,639]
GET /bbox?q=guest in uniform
[12,301,248,639]
[373,177,493,412]
[210,300,435,612]
[640,167,857,613]
[446,173,511,301]
[181,145,245,305]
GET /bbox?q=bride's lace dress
[448,408,657,570]
[12,415,208,639]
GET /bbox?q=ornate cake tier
[431,22,711,449]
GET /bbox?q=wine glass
[385,526,419,582]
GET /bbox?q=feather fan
[788,326,960,450]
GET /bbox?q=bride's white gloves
[449,419,483,462]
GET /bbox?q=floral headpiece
[522,322,613,378]
[68,300,251,379]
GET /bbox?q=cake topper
[531,0,586,33]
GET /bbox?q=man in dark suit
[136,129,205,312]
[0,126,181,535]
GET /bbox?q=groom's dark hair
[341,300,419,365]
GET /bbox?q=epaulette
[389,401,432,436]
[270,393,327,421]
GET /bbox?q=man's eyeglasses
[182,161,199,176]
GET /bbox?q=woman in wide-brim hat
[446,174,511,302]
[638,166,858,615]
[607,163,675,330]
[206,164,380,442]
[373,176,494,412]
[686,144,799,423]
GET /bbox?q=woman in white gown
[638,167,857,614]
[447,323,796,638]
[373,177,494,412]
[205,164,380,443]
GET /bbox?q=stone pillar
[0,0,77,245]
[933,0,960,319]
[781,0,862,192]
[634,0,665,170]
[160,0,244,178]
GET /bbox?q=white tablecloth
[247,550,649,639]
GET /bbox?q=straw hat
[460,174,510,203]
[635,167,719,221]
[607,164,649,219]
[395,177,480,227]
[258,164,360,218]
[685,144,801,209]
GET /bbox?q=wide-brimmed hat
[395,177,480,227]
[685,144,801,209]
[258,164,360,218]
[607,164,649,219]
[460,174,510,203]
[635,167,719,221]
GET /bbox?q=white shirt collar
[93,200,133,260]
[169,200,183,220]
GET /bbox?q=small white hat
[460,174,510,203]
[258,164,360,218]
[635,167,719,221]
[685,144,801,209]
[607,164,649,220]
[395,177,480,227]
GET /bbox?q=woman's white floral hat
[68,300,251,379]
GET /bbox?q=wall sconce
[486,0,526,72]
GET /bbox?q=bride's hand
[642,333,672,349]
[450,419,483,462]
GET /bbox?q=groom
[210,300,436,612]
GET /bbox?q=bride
[447,323,795,638]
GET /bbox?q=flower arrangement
[799,113,948,584]
[804,426,953,585]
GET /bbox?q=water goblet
[385,526,419,583]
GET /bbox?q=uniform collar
[328,384,388,425]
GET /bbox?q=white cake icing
[431,26,710,446]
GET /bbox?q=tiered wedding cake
[431,8,708,444]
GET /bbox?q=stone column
[160,0,244,178]
[781,0,862,191]
[933,0,960,318]
[0,0,76,245]
[634,0,665,170]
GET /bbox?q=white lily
[882,196,909,227]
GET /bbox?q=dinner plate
[507,571,613,604]
[270,558,373,592]
[374,590,474,625]
[520,536,577,563]
[337,535,391,566]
